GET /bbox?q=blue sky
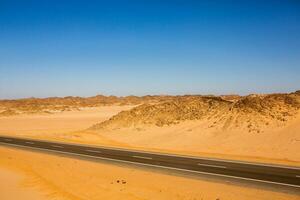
[0,0,299,99]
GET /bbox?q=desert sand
[0,146,299,200]
[0,106,134,136]
[0,166,50,200]
[0,92,300,199]
[1,93,300,166]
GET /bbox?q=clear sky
[0,0,299,99]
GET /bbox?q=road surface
[0,135,299,188]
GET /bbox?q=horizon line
[1,90,299,101]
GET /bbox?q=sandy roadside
[0,166,51,200]
[0,146,299,200]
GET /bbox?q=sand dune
[88,113,300,165]
[92,92,300,133]
[85,91,300,165]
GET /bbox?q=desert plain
[0,91,300,199]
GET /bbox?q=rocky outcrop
[91,92,300,133]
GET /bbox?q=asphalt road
[0,135,300,188]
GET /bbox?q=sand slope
[92,92,300,133]
[82,92,300,165]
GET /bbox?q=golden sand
[0,146,298,200]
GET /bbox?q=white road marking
[25,142,34,144]
[197,163,227,169]
[2,142,300,189]
[7,137,298,170]
[51,145,64,148]
[71,144,300,170]
[85,149,102,153]
[132,155,153,160]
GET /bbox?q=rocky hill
[0,95,174,116]
[91,91,300,133]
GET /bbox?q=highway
[0,135,300,188]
